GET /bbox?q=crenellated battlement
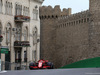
[58,10,89,20]
[57,10,90,28]
[39,5,72,19]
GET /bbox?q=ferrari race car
[29,59,54,70]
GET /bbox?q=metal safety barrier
[1,61,30,71]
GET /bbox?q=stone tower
[39,5,71,68]
[88,0,100,58]
[89,0,100,21]
[89,0,100,12]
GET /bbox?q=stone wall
[40,5,72,68]
[40,0,100,68]
[56,10,90,67]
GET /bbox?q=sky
[42,0,89,14]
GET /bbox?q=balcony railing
[15,15,30,22]
[24,58,27,62]
[15,59,22,63]
[14,41,30,47]
[34,0,44,3]
[0,35,3,42]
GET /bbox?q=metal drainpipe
[0,42,1,71]
[26,47,28,70]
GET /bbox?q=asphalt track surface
[0,68,100,75]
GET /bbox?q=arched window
[15,4,17,15]
[6,23,11,44]
[17,26,21,41]
[27,7,29,16]
[25,7,26,15]
[18,5,20,15]
[11,3,13,14]
[5,1,7,14]
[26,7,27,16]
[33,27,38,61]
[48,16,50,18]
[56,15,58,18]
[44,15,46,18]
[24,27,28,41]
[7,2,10,14]
[27,8,30,16]
[9,3,11,14]
[23,6,29,16]
[52,15,54,18]
[20,5,22,15]
[33,9,38,20]
[9,3,12,15]
[15,26,21,41]
[33,50,36,61]
[84,18,86,23]
[0,0,2,13]
[0,22,2,35]
[5,1,12,15]
[23,6,25,15]
[33,27,37,45]
[15,4,22,15]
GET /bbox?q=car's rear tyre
[47,62,54,69]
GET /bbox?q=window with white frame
[24,51,27,62]
[33,9,38,20]
[5,1,7,14]
[0,0,3,13]
[25,7,27,16]
[0,22,2,35]
[7,2,10,14]
[23,6,29,16]
[27,8,29,16]
[33,27,37,45]
[6,23,11,44]
[23,6,25,15]
[24,27,28,41]
[15,29,17,41]
[17,27,21,41]
[5,1,12,15]
[20,5,22,15]
[15,4,17,15]
[33,50,36,61]
[15,26,21,41]
[15,4,22,15]
[10,3,12,15]
[26,7,28,16]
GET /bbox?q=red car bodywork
[29,59,53,69]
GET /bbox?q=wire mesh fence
[1,61,29,71]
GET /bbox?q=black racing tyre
[50,63,54,69]
[47,62,54,69]
[29,62,35,70]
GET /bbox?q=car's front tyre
[29,62,35,70]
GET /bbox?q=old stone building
[40,0,100,68]
[0,0,44,70]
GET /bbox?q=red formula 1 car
[29,59,54,70]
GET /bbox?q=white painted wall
[0,0,43,70]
